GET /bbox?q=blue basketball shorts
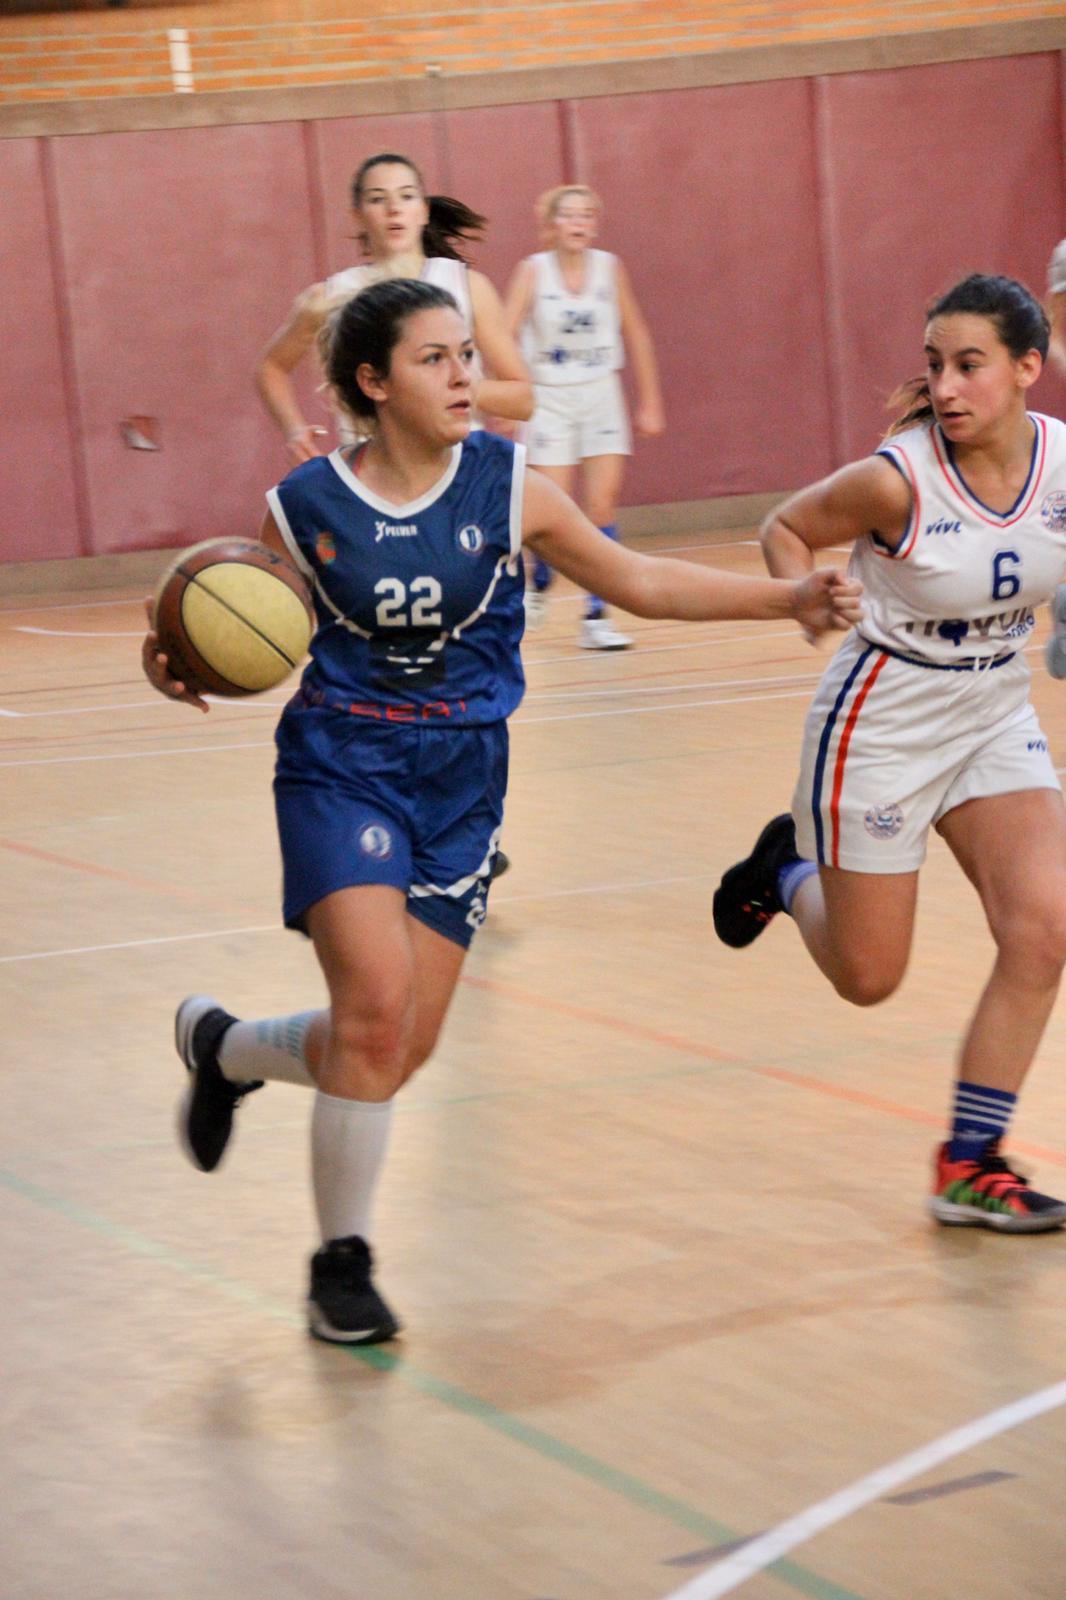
[274,704,509,949]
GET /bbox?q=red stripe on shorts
[829,651,890,867]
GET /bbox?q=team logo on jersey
[457,524,484,555]
[864,803,904,840]
[1040,492,1066,532]
[359,824,393,860]
[315,531,337,564]
[924,517,962,537]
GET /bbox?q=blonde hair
[534,184,602,245]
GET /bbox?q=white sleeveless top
[323,255,473,328]
[849,412,1066,665]
[523,249,623,387]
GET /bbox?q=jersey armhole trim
[873,448,918,558]
[265,487,315,581]
[509,441,527,559]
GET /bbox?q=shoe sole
[307,1302,401,1344]
[173,994,222,1173]
[927,1197,1066,1233]
[580,640,632,651]
[174,993,220,1072]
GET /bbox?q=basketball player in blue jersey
[504,185,664,649]
[713,274,1066,1234]
[256,151,532,878]
[143,279,861,1345]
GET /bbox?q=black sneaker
[174,994,262,1172]
[308,1236,401,1344]
[713,814,800,948]
[490,848,511,881]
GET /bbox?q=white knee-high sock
[218,1011,321,1088]
[311,1090,394,1245]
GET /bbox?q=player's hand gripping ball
[152,538,314,696]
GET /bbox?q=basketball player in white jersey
[504,185,664,649]
[255,152,533,465]
[714,274,1066,1233]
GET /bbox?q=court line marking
[0,1174,863,1600]
[0,873,717,964]
[0,671,818,723]
[0,688,815,768]
[659,1379,1066,1600]
[0,596,148,616]
[11,913,1062,1170]
[0,738,271,770]
[0,835,247,908]
[1,697,287,719]
[14,625,144,638]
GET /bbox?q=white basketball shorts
[526,373,631,466]
[792,631,1060,873]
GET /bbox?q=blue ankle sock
[947,1081,1016,1162]
[585,525,618,620]
[532,557,552,593]
[777,858,817,914]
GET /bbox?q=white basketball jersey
[849,413,1066,664]
[324,256,473,328]
[524,249,623,386]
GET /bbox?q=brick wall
[5,0,1066,104]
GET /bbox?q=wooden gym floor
[3,531,1066,1600]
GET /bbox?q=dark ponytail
[886,272,1049,437]
[423,194,486,262]
[320,278,460,423]
[350,151,486,264]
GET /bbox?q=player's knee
[996,908,1066,984]
[400,1020,445,1081]
[831,957,905,1008]
[330,999,410,1089]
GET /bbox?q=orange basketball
[153,538,314,697]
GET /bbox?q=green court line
[0,1165,866,1600]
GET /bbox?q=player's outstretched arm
[521,470,863,637]
[140,599,209,712]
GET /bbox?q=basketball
[153,538,314,696]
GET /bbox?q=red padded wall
[569,78,836,505]
[1,138,83,562]
[50,121,318,554]
[818,52,1066,461]
[4,48,1066,564]
[441,101,566,292]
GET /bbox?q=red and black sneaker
[928,1140,1066,1233]
[712,814,799,949]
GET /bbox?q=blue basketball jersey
[267,432,527,724]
